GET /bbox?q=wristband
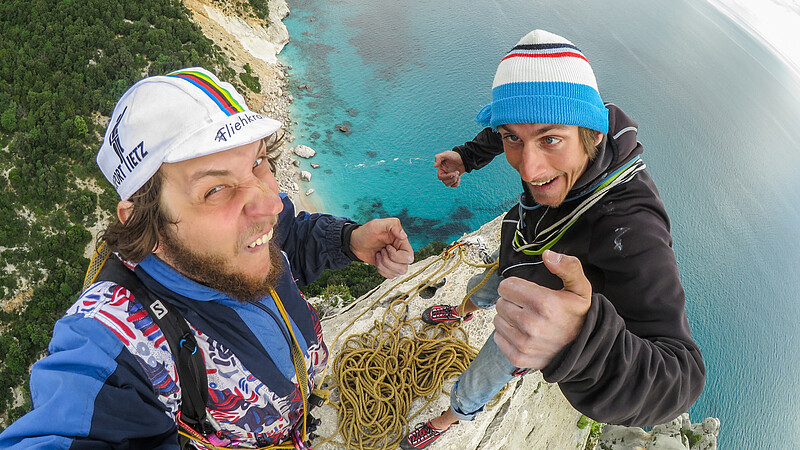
[341,221,362,262]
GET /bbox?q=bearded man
[1,68,413,449]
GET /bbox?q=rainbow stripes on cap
[476,30,609,134]
[167,69,245,116]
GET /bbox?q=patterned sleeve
[0,285,178,448]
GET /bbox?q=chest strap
[87,246,212,442]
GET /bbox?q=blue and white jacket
[0,195,353,449]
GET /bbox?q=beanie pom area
[476,104,493,127]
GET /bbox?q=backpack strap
[91,253,212,441]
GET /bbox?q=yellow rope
[270,286,310,446]
[177,289,308,450]
[314,245,502,449]
[459,260,499,315]
[82,241,110,291]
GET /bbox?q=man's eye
[205,185,225,198]
[503,135,521,143]
[543,136,561,145]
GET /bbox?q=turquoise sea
[280,0,800,448]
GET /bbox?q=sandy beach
[294,186,326,214]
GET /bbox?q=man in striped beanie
[405,30,704,449]
[2,67,414,449]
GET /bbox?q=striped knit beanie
[476,30,608,134]
[97,67,282,200]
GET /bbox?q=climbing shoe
[400,420,450,449]
[421,304,473,325]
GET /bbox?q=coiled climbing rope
[314,243,499,449]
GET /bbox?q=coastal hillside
[0,0,293,427]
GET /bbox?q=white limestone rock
[596,413,718,450]
[293,145,316,158]
[300,170,312,181]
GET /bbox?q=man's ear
[594,132,604,146]
[117,200,134,224]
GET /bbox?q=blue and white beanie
[476,29,608,134]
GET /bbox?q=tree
[1,106,16,132]
[72,115,88,137]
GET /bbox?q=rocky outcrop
[311,217,592,449]
[598,413,719,449]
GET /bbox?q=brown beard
[159,229,284,302]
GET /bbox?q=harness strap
[90,252,211,444]
[85,247,317,449]
[269,286,310,447]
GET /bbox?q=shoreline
[180,0,330,215]
[294,184,326,214]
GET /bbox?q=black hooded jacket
[452,104,705,426]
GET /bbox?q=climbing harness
[512,155,646,256]
[83,245,320,450]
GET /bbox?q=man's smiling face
[500,123,601,207]
[154,139,285,300]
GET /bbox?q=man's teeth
[530,176,556,186]
[247,229,273,248]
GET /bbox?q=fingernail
[544,250,562,264]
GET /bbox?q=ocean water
[280,0,800,448]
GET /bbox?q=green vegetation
[239,63,262,93]
[0,0,270,427]
[682,428,702,447]
[300,241,449,314]
[577,415,605,450]
[212,0,271,21]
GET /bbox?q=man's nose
[518,146,545,182]
[244,178,283,217]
